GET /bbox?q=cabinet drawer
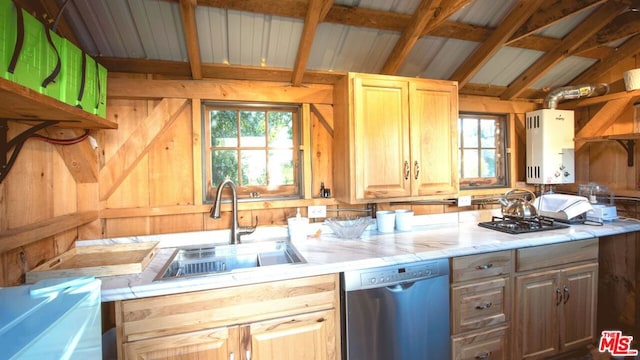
[516,238,598,272]
[452,325,509,360]
[452,250,513,282]
[452,277,509,334]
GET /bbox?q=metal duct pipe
[544,83,609,109]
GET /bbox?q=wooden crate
[26,242,158,282]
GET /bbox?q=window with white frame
[458,113,508,189]
[202,102,302,202]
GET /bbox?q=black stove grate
[478,216,569,234]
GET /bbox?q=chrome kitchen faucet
[210,179,256,244]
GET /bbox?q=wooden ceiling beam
[291,0,333,86]
[573,11,640,55]
[500,1,627,100]
[194,0,607,60]
[179,0,203,80]
[506,0,607,44]
[381,0,443,75]
[570,34,640,85]
[451,0,545,88]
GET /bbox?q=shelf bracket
[0,120,60,183]
[615,139,635,167]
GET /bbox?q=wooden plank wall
[0,73,568,286]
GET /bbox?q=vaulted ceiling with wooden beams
[18,0,640,101]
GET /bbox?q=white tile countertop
[81,209,640,302]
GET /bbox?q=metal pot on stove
[498,189,538,219]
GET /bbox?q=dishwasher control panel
[343,258,449,291]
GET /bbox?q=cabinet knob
[563,286,570,304]
[556,288,563,306]
[475,352,491,359]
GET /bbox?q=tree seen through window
[203,103,300,202]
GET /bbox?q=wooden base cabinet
[115,274,340,360]
[451,251,513,360]
[513,240,598,360]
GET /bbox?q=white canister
[395,209,414,231]
[376,210,396,233]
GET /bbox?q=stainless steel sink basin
[155,241,305,280]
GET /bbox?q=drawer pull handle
[475,302,492,310]
[476,263,493,270]
[475,352,491,359]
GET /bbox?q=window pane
[212,150,238,185]
[462,149,479,178]
[240,150,266,185]
[240,111,266,147]
[211,110,237,147]
[269,150,294,185]
[268,112,293,148]
[462,118,478,147]
[481,149,496,177]
[480,119,496,147]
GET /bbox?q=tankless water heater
[525,109,574,184]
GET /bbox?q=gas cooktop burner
[478,216,569,234]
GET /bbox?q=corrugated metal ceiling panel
[448,0,518,27]
[399,37,478,79]
[197,9,302,68]
[470,47,544,86]
[59,0,187,61]
[531,56,597,89]
[308,24,398,73]
[534,6,594,38]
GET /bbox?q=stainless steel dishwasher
[342,258,450,360]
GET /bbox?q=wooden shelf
[0,211,98,253]
[574,133,640,142]
[574,133,640,166]
[0,77,117,129]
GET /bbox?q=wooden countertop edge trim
[0,211,98,253]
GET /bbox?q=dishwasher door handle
[386,281,416,292]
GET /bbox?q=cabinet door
[243,309,337,360]
[353,76,411,199]
[514,270,560,360]
[560,263,597,351]
[124,326,238,360]
[410,80,458,196]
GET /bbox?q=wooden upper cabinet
[410,80,458,197]
[353,76,411,200]
[333,72,458,204]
